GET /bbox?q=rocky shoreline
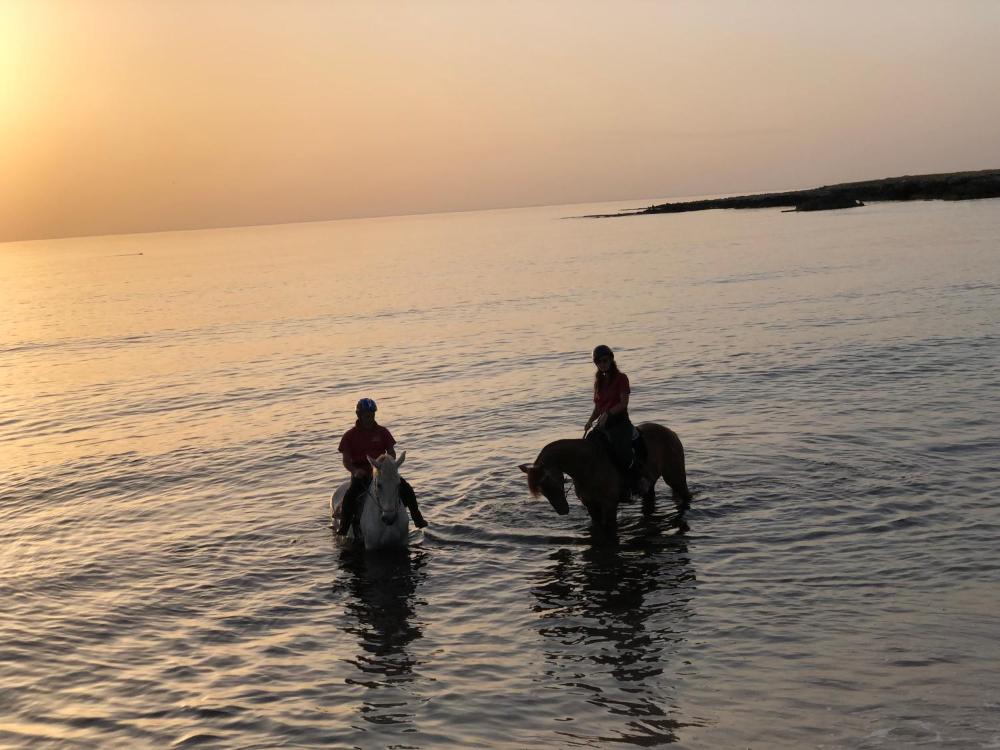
[590,169,1000,216]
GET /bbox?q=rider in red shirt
[585,344,631,434]
[584,344,646,491]
[336,398,426,535]
[339,420,396,473]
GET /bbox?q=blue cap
[356,398,378,413]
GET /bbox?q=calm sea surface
[1,198,998,748]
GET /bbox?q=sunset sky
[3,0,999,242]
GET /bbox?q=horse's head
[368,452,406,525]
[518,462,570,515]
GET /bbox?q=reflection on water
[3,200,999,746]
[531,513,696,745]
[335,545,427,730]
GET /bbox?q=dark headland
[587,169,1000,217]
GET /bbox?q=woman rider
[584,345,644,487]
[337,398,427,535]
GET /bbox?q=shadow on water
[336,545,428,731]
[531,510,697,746]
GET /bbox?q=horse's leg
[659,465,690,510]
[666,478,691,512]
[641,486,656,516]
[597,492,619,534]
[588,508,617,544]
[579,491,617,537]
[603,506,618,539]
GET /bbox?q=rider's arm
[343,453,365,477]
[585,404,601,430]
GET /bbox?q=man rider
[337,398,427,535]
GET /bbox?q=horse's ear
[518,463,535,474]
[396,451,405,468]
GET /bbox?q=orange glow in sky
[3,0,1000,242]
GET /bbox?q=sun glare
[0,3,37,124]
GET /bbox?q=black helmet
[592,344,614,362]
[356,397,378,413]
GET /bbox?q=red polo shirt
[338,424,396,474]
[594,372,630,414]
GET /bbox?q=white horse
[330,452,410,550]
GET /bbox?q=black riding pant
[595,413,637,472]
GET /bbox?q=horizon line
[4,167,990,246]
[0,193,679,247]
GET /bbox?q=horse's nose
[381,512,397,526]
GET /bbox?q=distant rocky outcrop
[588,169,1000,217]
[793,195,864,212]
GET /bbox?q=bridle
[365,469,402,517]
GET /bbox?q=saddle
[587,424,647,477]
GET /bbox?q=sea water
[1,197,998,748]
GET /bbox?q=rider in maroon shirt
[336,398,426,535]
[584,344,647,492]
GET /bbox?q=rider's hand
[584,418,593,431]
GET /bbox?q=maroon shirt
[338,424,396,475]
[594,372,630,414]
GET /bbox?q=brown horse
[518,422,691,529]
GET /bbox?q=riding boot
[630,460,650,496]
[337,493,356,536]
[399,479,427,528]
[629,431,651,495]
[337,476,368,535]
[630,459,651,496]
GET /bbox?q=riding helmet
[592,344,614,362]
[356,397,378,413]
